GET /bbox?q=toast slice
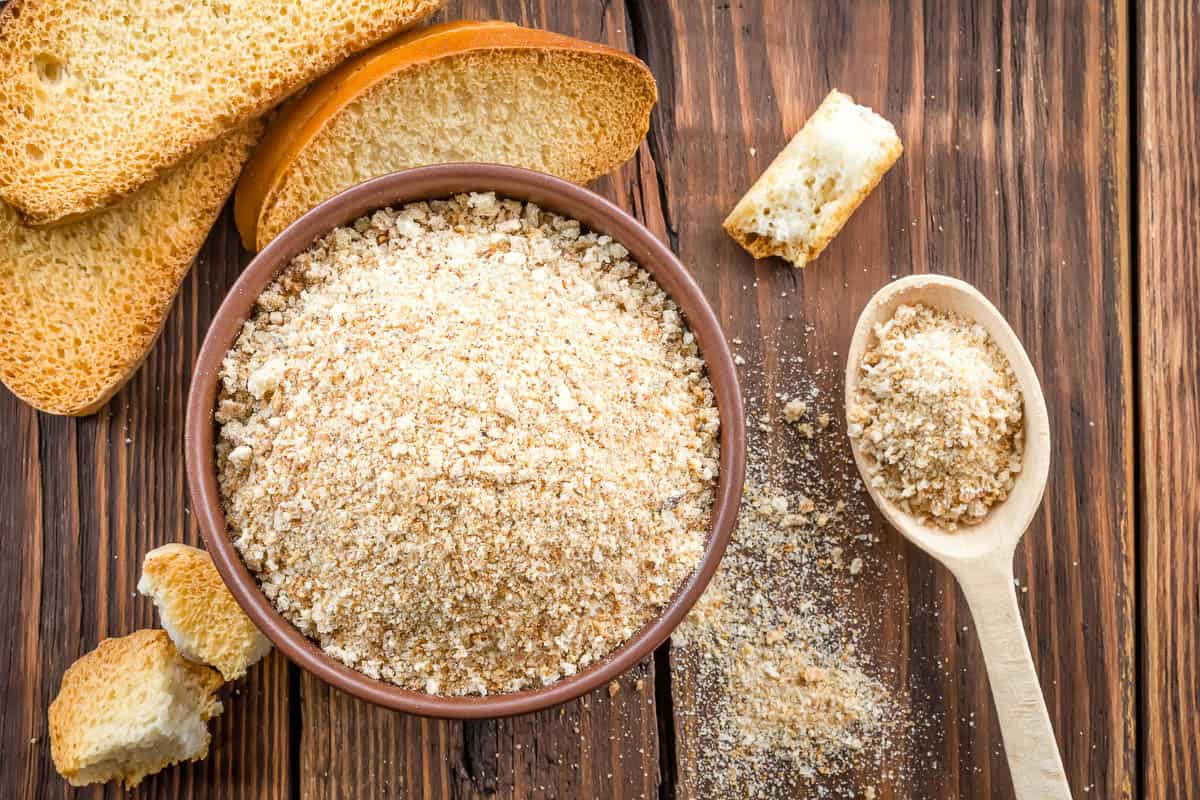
[0,0,444,225]
[723,90,902,268]
[0,124,259,416]
[139,543,272,681]
[235,21,657,251]
[48,630,223,788]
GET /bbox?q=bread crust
[235,21,657,250]
[0,0,446,224]
[0,123,261,415]
[48,630,223,788]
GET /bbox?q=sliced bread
[723,90,902,268]
[235,21,657,251]
[0,123,259,416]
[139,543,272,681]
[48,629,223,788]
[0,0,445,225]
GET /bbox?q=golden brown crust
[0,122,261,415]
[140,543,271,680]
[721,220,790,261]
[0,0,445,224]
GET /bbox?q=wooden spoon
[844,274,1071,799]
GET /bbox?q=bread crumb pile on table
[674,363,909,799]
[848,302,1024,529]
[674,486,900,796]
[216,192,719,696]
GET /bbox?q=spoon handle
[955,560,1072,800]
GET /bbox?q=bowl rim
[184,163,746,719]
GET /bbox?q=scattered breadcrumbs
[673,360,911,798]
[216,193,719,695]
[847,302,1024,529]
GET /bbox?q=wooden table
[1,1,1195,797]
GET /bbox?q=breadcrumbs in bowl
[186,165,745,717]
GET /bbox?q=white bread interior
[723,90,902,268]
[139,543,272,681]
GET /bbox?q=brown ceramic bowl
[185,164,746,719]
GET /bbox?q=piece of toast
[235,21,657,251]
[0,123,259,416]
[723,90,902,268]
[139,543,272,681]
[0,0,445,225]
[48,630,223,788]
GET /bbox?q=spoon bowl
[844,274,1070,800]
[844,274,1051,568]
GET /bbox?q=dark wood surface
[1137,1,1200,797]
[0,0,1194,798]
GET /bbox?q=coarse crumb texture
[673,351,913,799]
[216,193,719,695]
[848,302,1024,529]
[48,630,223,788]
[0,0,444,223]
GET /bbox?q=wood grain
[627,1,1135,798]
[0,1,1148,798]
[1137,1,1200,797]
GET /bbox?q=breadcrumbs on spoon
[848,302,1024,530]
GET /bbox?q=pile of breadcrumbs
[673,359,910,799]
[848,302,1024,529]
[676,487,893,757]
[216,193,719,696]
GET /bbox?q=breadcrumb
[848,302,1023,529]
[216,193,719,695]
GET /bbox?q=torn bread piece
[724,90,902,268]
[139,543,272,681]
[48,630,223,788]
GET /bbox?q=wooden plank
[1137,1,1200,797]
[119,212,294,800]
[0,396,45,797]
[294,2,669,798]
[628,1,1135,797]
